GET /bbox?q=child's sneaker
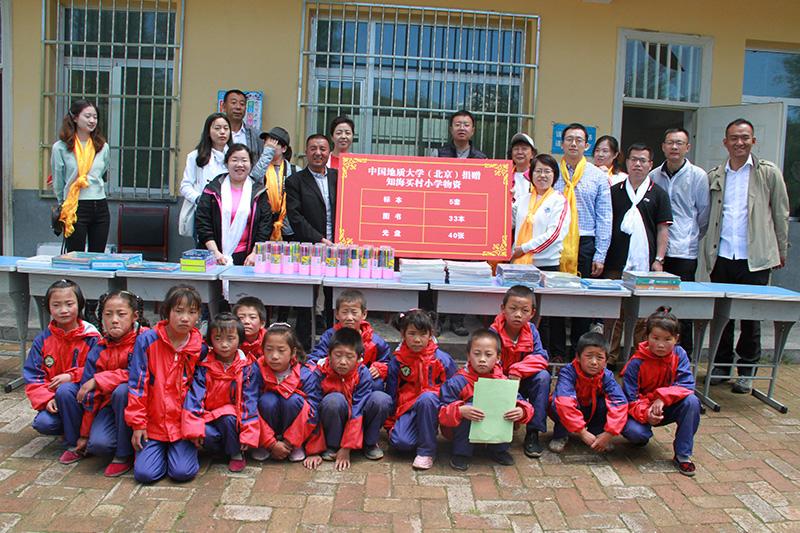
[549,436,568,454]
[229,453,246,472]
[524,431,542,458]
[60,449,83,464]
[450,454,469,471]
[251,447,270,461]
[104,457,133,477]
[288,446,306,462]
[412,455,434,470]
[673,455,696,477]
[491,450,515,466]
[364,444,384,460]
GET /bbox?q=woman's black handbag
[51,203,64,236]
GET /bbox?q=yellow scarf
[559,157,584,275]
[513,188,555,264]
[265,161,286,241]
[60,138,95,238]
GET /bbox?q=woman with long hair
[52,99,111,252]
[593,135,627,186]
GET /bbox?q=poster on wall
[217,91,263,130]
[335,154,512,260]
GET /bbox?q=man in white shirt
[703,119,790,393]
[649,127,710,358]
[221,89,263,161]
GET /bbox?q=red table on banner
[335,154,512,260]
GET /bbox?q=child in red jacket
[621,306,701,476]
[489,285,550,458]
[256,323,325,462]
[308,289,391,391]
[549,332,628,454]
[304,328,392,471]
[182,313,261,472]
[385,309,457,470]
[233,297,267,361]
[126,284,208,483]
[439,329,533,471]
[23,279,99,465]
[74,290,150,476]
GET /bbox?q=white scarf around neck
[620,177,651,271]
[220,175,252,263]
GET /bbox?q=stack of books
[91,253,142,270]
[51,252,102,270]
[126,261,181,272]
[622,271,681,291]
[444,260,492,286]
[399,258,446,284]
[495,264,542,288]
[540,271,582,289]
[181,249,217,272]
[581,278,623,291]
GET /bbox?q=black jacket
[286,167,337,243]
[195,173,274,257]
[436,141,488,159]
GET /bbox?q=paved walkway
[1,343,800,531]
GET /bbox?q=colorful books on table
[181,249,217,272]
[91,253,142,270]
[126,261,181,272]
[622,270,681,291]
[495,264,542,288]
[540,271,582,289]
[444,260,492,286]
[51,252,104,270]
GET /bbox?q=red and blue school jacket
[550,360,628,435]
[439,363,534,428]
[24,320,100,411]
[79,327,147,437]
[255,359,325,453]
[489,315,549,379]
[312,359,374,449]
[385,341,457,428]
[240,328,266,362]
[621,342,695,424]
[308,322,390,380]
[125,321,207,442]
[181,349,261,448]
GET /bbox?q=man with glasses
[649,128,710,358]
[550,123,612,362]
[703,118,789,394]
[606,143,673,366]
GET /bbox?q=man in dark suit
[286,134,337,348]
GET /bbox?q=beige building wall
[9,0,800,191]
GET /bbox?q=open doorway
[620,106,686,167]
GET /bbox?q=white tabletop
[221,266,323,285]
[116,264,232,281]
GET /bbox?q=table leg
[751,321,793,413]
[4,283,30,393]
[691,318,709,415]
[698,302,730,412]
[621,296,639,366]
[34,296,47,331]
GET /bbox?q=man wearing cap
[251,127,301,241]
[509,132,537,217]
[221,89,263,160]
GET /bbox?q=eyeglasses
[628,156,651,165]
[664,140,687,147]
[563,136,586,145]
[531,169,555,176]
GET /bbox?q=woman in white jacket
[179,113,232,239]
[511,153,571,269]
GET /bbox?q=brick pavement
[1,348,800,532]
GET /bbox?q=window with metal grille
[621,29,712,108]
[40,0,184,200]
[300,2,539,159]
